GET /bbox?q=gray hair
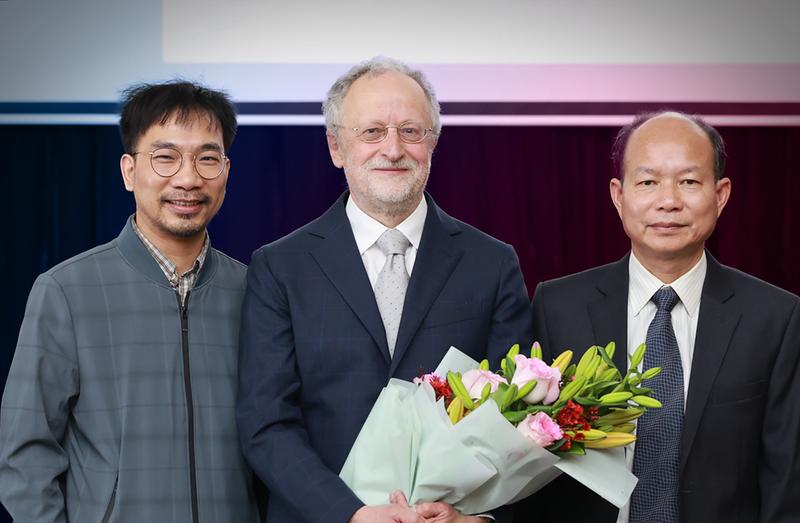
[322,56,442,137]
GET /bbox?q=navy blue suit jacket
[515,253,800,523]
[237,192,533,523]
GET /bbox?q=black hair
[119,80,237,154]
[611,110,727,181]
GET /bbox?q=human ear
[326,132,344,168]
[120,154,136,192]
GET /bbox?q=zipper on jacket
[100,476,118,523]
[178,292,200,523]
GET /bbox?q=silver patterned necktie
[374,229,410,357]
[630,286,683,523]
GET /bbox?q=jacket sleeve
[236,249,364,523]
[759,296,800,522]
[486,244,534,368]
[0,273,79,522]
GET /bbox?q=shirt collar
[628,251,706,318]
[346,195,427,255]
[132,217,210,281]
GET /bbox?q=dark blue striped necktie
[630,286,683,523]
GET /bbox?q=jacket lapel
[680,253,739,472]
[309,193,392,365]
[389,196,463,375]
[588,255,630,370]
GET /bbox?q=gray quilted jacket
[0,217,259,522]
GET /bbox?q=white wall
[1,0,799,123]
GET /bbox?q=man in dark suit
[236,57,532,523]
[516,111,800,523]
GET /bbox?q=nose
[379,128,405,162]
[169,154,204,189]
[656,182,682,211]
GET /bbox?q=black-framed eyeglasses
[335,123,434,144]
[131,147,227,180]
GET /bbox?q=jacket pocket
[100,475,118,523]
[708,379,767,406]
[420,299,488,329]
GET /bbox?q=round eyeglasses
[336,124,434,144]
[131,147,227,180]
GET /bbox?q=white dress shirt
[345,196,427,288]
[616,251,707,523]
[345,195,493,521]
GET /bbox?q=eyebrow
[358,120,423,127]
[632,165,700,176]
[150,141,223,152]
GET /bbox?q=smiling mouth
[649,222,686,231]
[167,199,204,206]
[163,198,208,215]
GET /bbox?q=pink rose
[461,369,508,400]
[517,412,563,447]
[511,354,561,405]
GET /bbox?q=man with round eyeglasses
[132,146,228,181]
[0,81,260,522]
[237,57,532,523]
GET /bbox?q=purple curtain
[1,123,799,523]
[427,126,800,295]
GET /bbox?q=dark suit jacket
[515,253,800,523]
[237,192,533,523]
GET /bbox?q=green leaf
[516,379,537,401]
[502,384,519,411]
[590,380,621,391]
[503,410,531,423]
[598,343,616,368]
[504,356,517,380]
[630,386,653,395]
[559,444,587,456]
[523,404,554,415]
[481,382,492,402]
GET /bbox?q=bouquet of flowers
[443,342,662,455]
[340,342,661,514]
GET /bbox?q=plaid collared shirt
[132,219,209,306]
